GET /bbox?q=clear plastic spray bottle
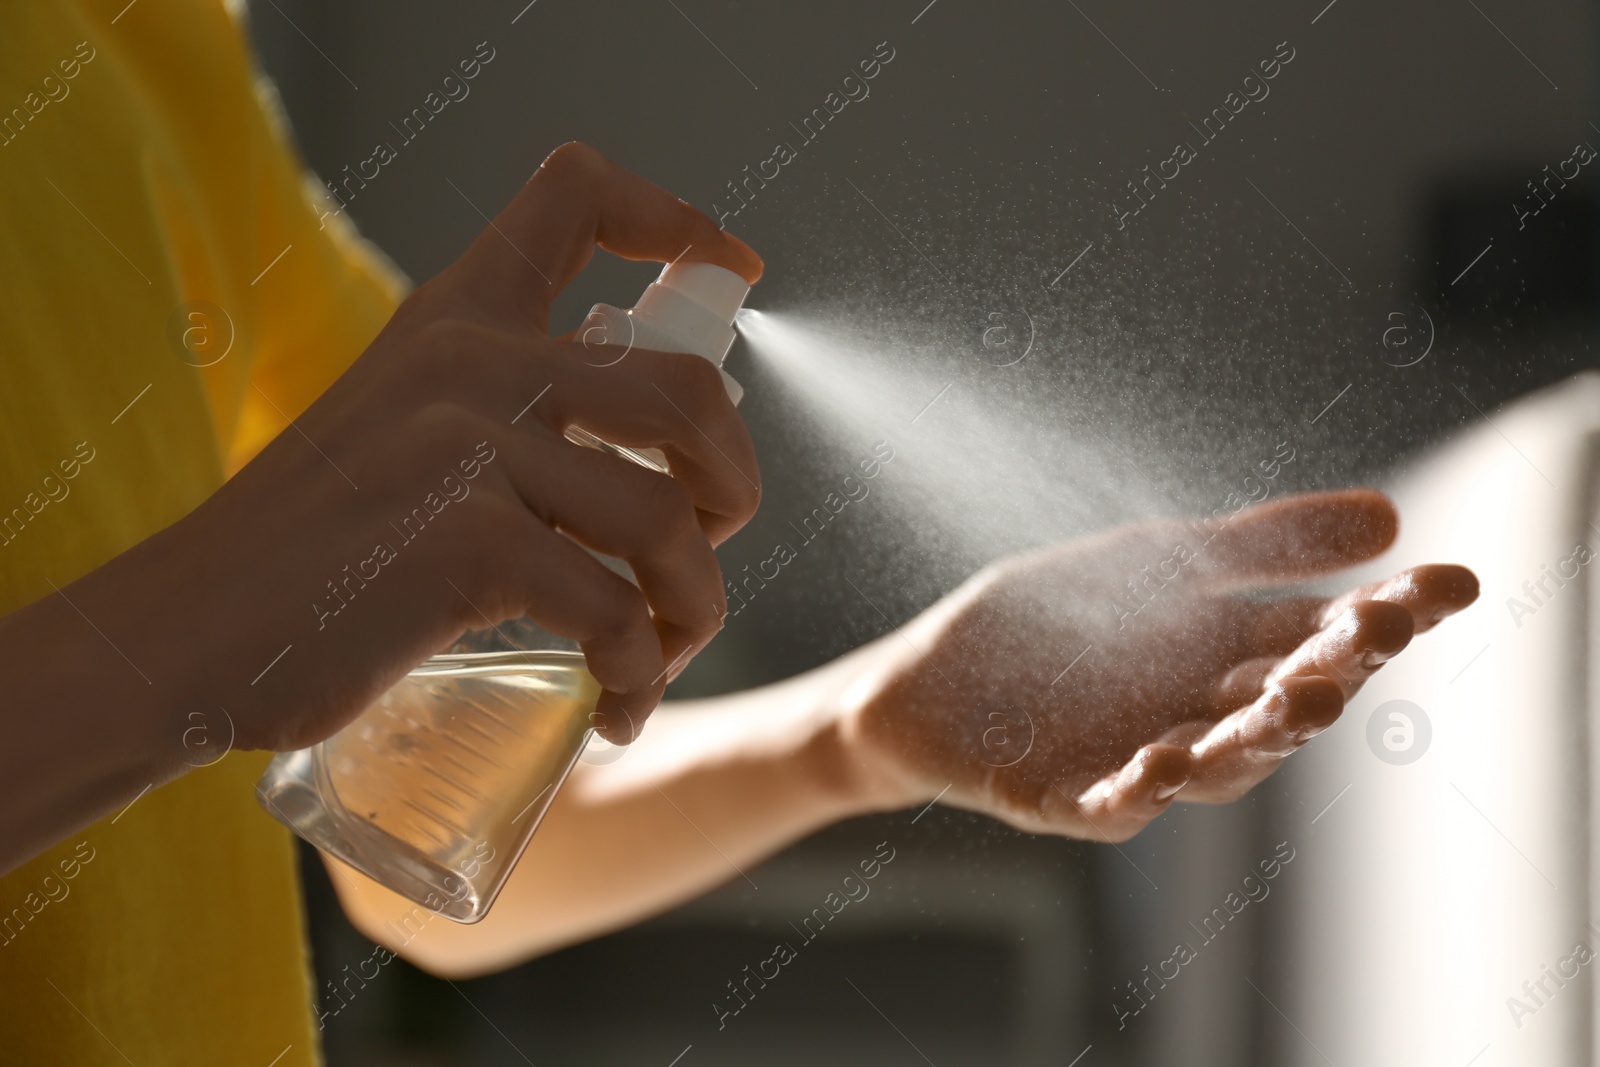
[256,262,751,922]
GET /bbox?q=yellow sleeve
[224,49,409,473]
[72,0,409,476]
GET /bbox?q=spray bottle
[256,262,751,923]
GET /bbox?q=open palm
[844,490,1477,841]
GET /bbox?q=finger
[490,509,668,739]
[1213,656,1281,710]
[1180,677,1345,803]
[591,691,652,747]
[499,429,727,669]
[540,346,761,542]
[1268,599,1414,699]
[408,323,761,543]
[1190,489,1399,591]
[459,142,763,332]
[1316,563,1479,634]
[1070,743,1192,843]
[1246,596,1328,656]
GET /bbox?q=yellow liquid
[258,652,599,922]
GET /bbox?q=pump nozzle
[632,261,750,366]
[655,261,750,322]
[568,261,752,473]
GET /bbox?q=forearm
[330,640,922,977]
[0,534,193,874]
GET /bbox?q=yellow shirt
[0,1,405,1062]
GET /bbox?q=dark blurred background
[249,1,1598,1063]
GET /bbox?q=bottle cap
[656,261,750,322]
[632,262,750,364]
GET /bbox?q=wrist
[801,637,945,817]
[0,568,189,871]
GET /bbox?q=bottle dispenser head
[631,261,751,365]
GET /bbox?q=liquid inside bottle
[257,651,599,923]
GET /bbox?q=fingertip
[1350,486,1399,533]
[1347,598,1415,659]
[592,692,650,745]
[679,204,763,282]
[720,230,764,283]
[1320,487,1398,560]
[1205,488,1400,586]
[1420,563,1480,613]
[1273,675,1343,739]
[1126,742,1193,802]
